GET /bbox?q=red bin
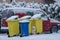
[15,13,26,18]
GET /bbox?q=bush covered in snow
[0,0,60,21]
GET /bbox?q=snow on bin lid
[19,20,29,23]
[31,14,42,19]
[7,15,19,20]
[20,16,31,20]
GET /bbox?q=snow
[20,16,31,20]
[4,7,41,11]
[31,14,42,19]
[7,16,19,20]
[41,17,48,20]
[19,20,29,22]
[0,0,60,40]
[1,27,8,29]
[55,0,60,6]
[50,18,60,23]
[0,31,60,40]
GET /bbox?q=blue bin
[20,22,29,37]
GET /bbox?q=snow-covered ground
[0,30,60,40]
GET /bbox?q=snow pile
[19,20,29,22]
[20,16,31,20]
[1,27,8,29]
[19,16,31,23]
[31,14,42,19]
[26,2,35,8]
[7,16,19,20]
[50,18,60,23]
[41,17,48,20]
[55,0,60,6]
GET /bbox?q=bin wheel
[37,33,40,34]
[20,35,23,37]
[51,26,58,33]
[8,34,10,37]
[30,33,33,35]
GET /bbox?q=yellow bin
[34,19,43,34]
[7,20,19,37]
[29,19,36,34]
[29,19,43,34]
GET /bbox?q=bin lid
[31,14,42,19]
[20,16,31,20]
[7,16,19,20]
[19,20,29,23]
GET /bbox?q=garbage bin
[34,19,43,34]
[29,20,35,34]
[19,21,29,37]
[7,20,19,37]
[29,19,43,34]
